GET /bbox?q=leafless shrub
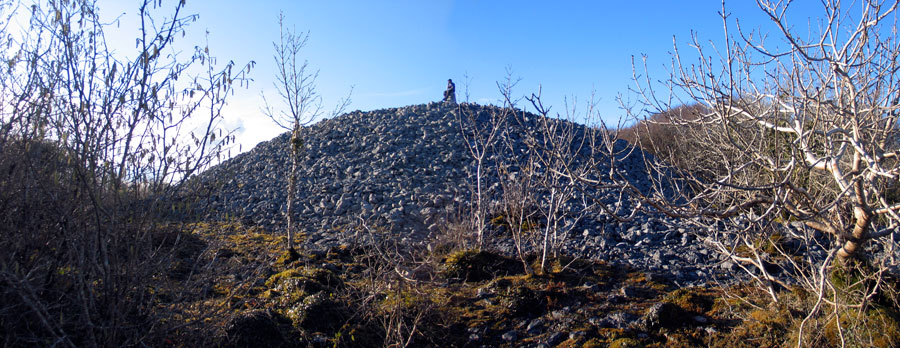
[481,1,900,343]
[494,150,539,275]
[427,202,480,256]
[262,13,352,253]
[612,0,900,343]
[521,91,595,272]
[641,0,900,258]
[459,82,594,274]
[0,0,251,345]
[347,217,436,348]
[455,77,511,248]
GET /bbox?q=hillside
[195,102,740,286]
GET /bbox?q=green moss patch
[442,249,523,282]
[664,287,716,314]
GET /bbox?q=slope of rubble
[197,102,739,286]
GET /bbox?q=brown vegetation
[0,0,251,346]
[96,221,900,347]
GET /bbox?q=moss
[641,302,691,331]
[817,305,900,348]
[309,266,343,286]
[760,232,786,255]
[265,269,303,289]
[266,266,341,290]
[498,282,545,317]
[223,230,286,258]
[664,288,715,314]
[619,271,668,298]
[728,232,798,262]
[609,337,642,348]
[283,292,348,334]
[377,286,432,315]
[490,214,508,227]
[442,249,521,282]
[591,262,617,284]
[274,248,300,264]
[596,328,626,340]
[488,213,542,234]
[262,266,343,307]
[864,307,900,347]
[658,329,708,348]
[211,282,233,297]
[147,218,900,347]
[707,304,792,348]
[578,338,604,347]
[829,258,882,294]
[222,309,295,348]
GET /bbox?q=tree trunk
[476,161,483,247]
[286,151,298,251]
[837,206,871,259]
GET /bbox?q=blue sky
[95,0,825,152]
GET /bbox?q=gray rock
[639,302,687,331]
[550,309,570,320]
[501,329,518,342]
[596,311,637,329]
[546,332,566,346]
[334,194,350,215]
[568,330,586,340]
[526,318,544,333]
[193,102,754,287]
[620,285,642,298]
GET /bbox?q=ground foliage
[143,222,900,347]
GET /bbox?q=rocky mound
[197,102,737,286]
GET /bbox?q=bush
[0,0,250,346]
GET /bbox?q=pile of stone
[196,102,748,286]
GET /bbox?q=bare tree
[0,0,252,345]
[263,13,351,253]
[523,92,591,272]
[500,4,900,323]
[618,0,900,310]
[455,75,513,248]
[637,0,900,260]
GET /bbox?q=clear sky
[95,0,826,153]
